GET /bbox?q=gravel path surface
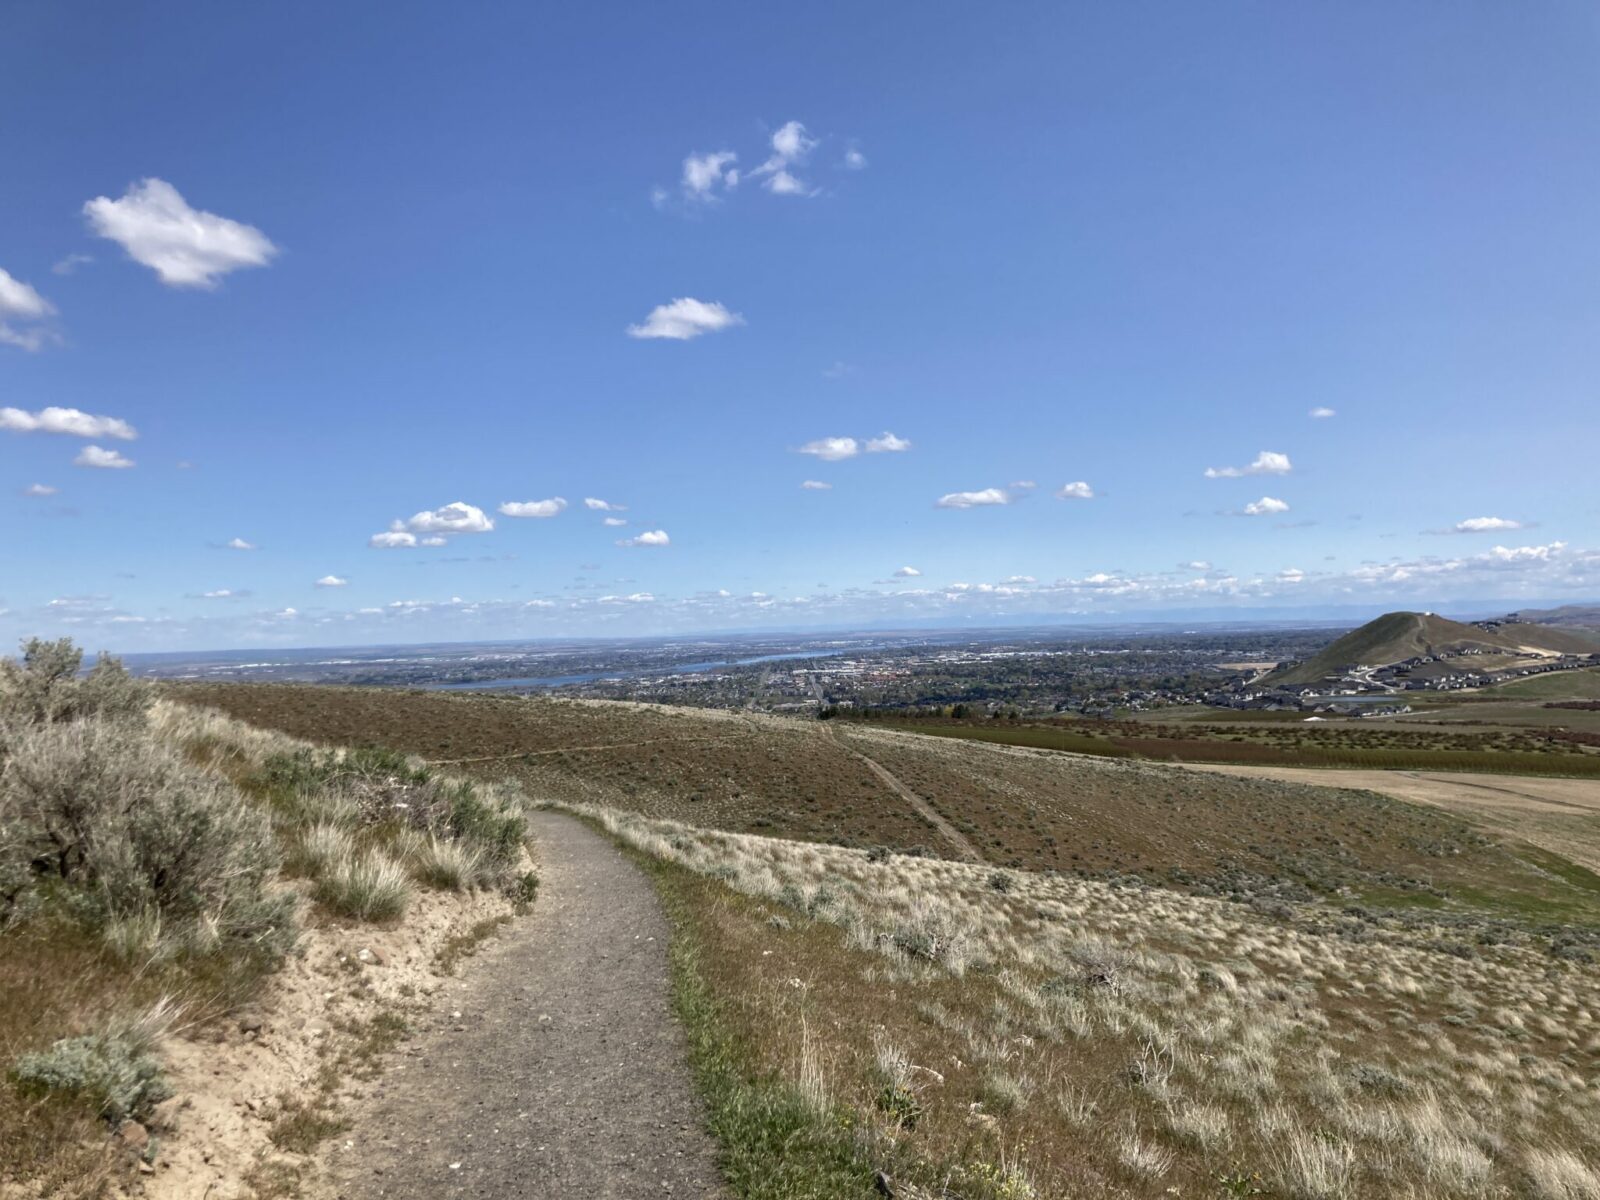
[326,810,725,1199]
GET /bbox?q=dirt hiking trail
[325,810,724,1199]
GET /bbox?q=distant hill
[1262,610,1600,687]
[1508,604,1600,633]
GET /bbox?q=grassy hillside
[167,680,1600,1200]
[179,683,1600,924]
[1,647,536,1198]
[1263,611,1598,687]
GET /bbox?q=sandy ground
[1180,763,1600,873]
[140,878,524,1200]
[319,811,723,1199]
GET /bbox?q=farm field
[851,714,1600,779]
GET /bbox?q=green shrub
[11,1031,172,1123]
[0,638,148,731]
[0,719,295,958]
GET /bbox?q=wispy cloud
[936,487,1010,509]
[864,431,911,453]
[798,436,859,461]
[84,178,277,289]
[74,445,134,469]
[226,537,257,550]
[51,253,93,276]
[751,120,820,196]
[584,497,627,512]
[22,483,57,497]
[1309,407,1336,419]
[800,480,832,490]
[499,497,567,519]
[1451,516,1524,533]
[0,268,58,351]
[1205,450,1291,478]
[627,297,744,340]
[314,575,348,588]
[893,566,921,577]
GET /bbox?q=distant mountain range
[1262,610,1600,688]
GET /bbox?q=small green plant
[1216,1166,1267,1197]
[874,1081,923,1130]
[510,868,540,908]
[11,1031,172,1123]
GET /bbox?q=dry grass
[575,800,1600,1199]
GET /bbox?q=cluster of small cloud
[656,119,861,209]
[796,432,911,461]
[11,536,1595,651]
[1205,450,1291,478]
[934,480,1094,509]
[371,501,492,549]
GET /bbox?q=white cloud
[52,253,93,276]
[1279,567,1306,582]
[1309,407,1336,419]
[1179,560,1212,571]
[751,120,820,196]
[627,297,744,340]
[419,535,448,547]
[315,575,348,588]
[798,436,858,461]
[74,445,134,469]
[1055,481,1094,500]
[1002,575,1036,584]
[864,431,911,453]
[584,497,626,511]
[1488,540,1563,562]
[83,178,277,289]
[1453,516,1524,533]
[0,406,137,440]
[603,516,627,527]
[1242,496,1290,516]
[369,531,417,549]
[1206,450,1292,478]
[0,268,57,351]
[800,480,832,490]
[893,566,922,577]
[498,497,567,519]
[201,589,238,599]
[226,537,257,550]
[23,483,57,497]
[617,529,670,547]
[681,150,739,200]
[405,502,494,535]
[842,146,868,170]
[936,487,1009,509]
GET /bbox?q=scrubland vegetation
[574,802,1600,1200]
[0,641,532,1197]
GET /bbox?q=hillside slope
[1264,610,1597,686]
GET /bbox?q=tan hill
[1263,610,1600,687]
[1510,603,1600,633]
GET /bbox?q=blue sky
[3,2,1598,650]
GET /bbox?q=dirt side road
[1181,763,1600,873]
[324,810,724,1199]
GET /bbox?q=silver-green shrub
[0,637,148,731]
[10,1030,172,1122]
[0,718,295,957]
